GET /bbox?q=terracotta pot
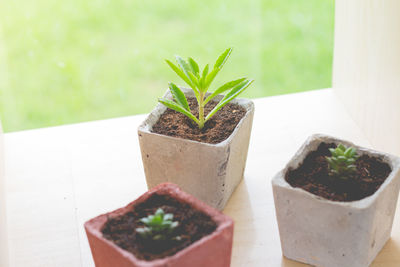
[85,183,234,267]
[0,120,8,267]
[138,88,254,210]
[272,134,400,267]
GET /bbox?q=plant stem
[198,92,205,129]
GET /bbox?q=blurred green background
[0,0,334,132]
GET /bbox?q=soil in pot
[101,193,218,261]
[151,97,246,144]
[285,142,392,202]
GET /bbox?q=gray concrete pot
[0,121,8,267]
[138,88,254,210]
[272,134,400,267]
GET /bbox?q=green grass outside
[0,0,335,132]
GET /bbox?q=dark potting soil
[151,97,247,144]
[101,194,217,261]
[285,142,392,202]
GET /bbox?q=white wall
[333,0,400,156]
[0,122,8,267]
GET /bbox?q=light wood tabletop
[3,89,400,266]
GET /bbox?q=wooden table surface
[3,89,400,267]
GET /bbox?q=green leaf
[205,79,253,121]
[155,208,164,215]
[165,59,196,89]
[188,71,199,88]
[152,215,162,224]
[204,77,247,105]
[141,218,150,224]
[176,56,192,79]
[349,148,357,157]
[220,79,253,102]
[326,157,333,165]
[214,48,232,69]
[176,56,200,92]
[162,221,172,226]
[188,57,199,76]
[344,147,353,157]
[136,227,149,235]
[338,144,346,152]
[202,64,209,79]
[164,214,173,221]
[169,83,189,111]
[158,98,200,125]
[199,64,209,90]
[204,68,220,91]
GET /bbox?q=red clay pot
[85,183,234,267]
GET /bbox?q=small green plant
[135,208,179,241]
[159,48,254,129]
[325,144,358,180]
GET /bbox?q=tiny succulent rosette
[159,48,254,129]
[326,144,358,179]
[136,208,179,241]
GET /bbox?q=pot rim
[272,133,400,210]
[84,183,233,266]
[137,87,255,147]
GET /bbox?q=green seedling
[326,144,358,180]
[136,208,179,241]
[159,48,254,129]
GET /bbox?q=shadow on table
[224,178,257,263]
[279,238,400,267]
[371,238,400,267]
[280,257,309,267]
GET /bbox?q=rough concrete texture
[0,121,8,267]
[272,134,400,267]
[138,88,254,210]
[85,183,234,267]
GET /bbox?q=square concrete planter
[272,134,400,267]
[85,183,234,267]
[0,120,8,267]
[138,88,254,210]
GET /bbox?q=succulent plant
[159,48,253,129]
[136,208,179,241]
[326,144,358,180]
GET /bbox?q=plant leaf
[188,71,199,88]
[204,77,247,105]
[349,148,357,157]
[158,98,199,125]
[205,79,253,121]
[220,79,253,102]
[214,48,232,69]
[176,56,200,92]
[141,218,150,224]
[168,83,190,111]
[165,59,196,89]
[199,64,209,90]
[344,147,353,157]
[176,56,193,79]
[204,68,219,91]
[202,64,209,79]
[136,227,149,235]
[163,214,173,221]
[188,57,199,76]
[155,208,164,216]
[338,144,346,152]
